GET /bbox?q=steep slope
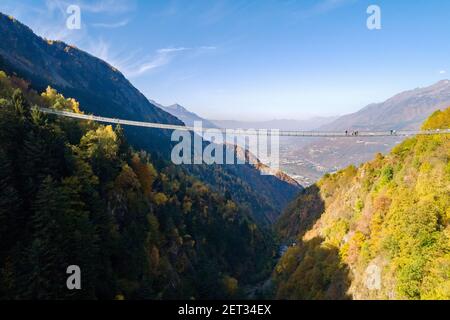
[0,13,300,224]
[0,14,181,156]
[322,80,450,131]
[274,108,450,300]
[0,73,275,299]
[159,101,303,222]
[187,159,301,224]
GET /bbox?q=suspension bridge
[39,107,450,138]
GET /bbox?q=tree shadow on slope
[275,184,325,241]
[274,184,351,300]
[274,237,351,300]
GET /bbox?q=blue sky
[1,0,450,120]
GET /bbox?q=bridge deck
[39,108,450,138]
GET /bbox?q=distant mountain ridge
[0,12,300,224]
[322,80,450,131]
[279,79,450,186]
[151,100,219,129]
[158,101,302,189]
[211,117,338,131]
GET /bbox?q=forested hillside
[0,13,301,225]
[0,71,275,300]
[274,108,450,300]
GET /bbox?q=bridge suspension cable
[39,108,450,138]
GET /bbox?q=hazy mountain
[321,80,450,131]
[0,12,300,224]
[211,117,338,131]
[279,80,450,186]
[154,101,218,129]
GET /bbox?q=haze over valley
[158,80,450,185]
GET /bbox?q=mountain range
[0,12,300,224]
[153,80,450,186]
[152,101,219,129]
[279,80,450,185]
[321,80,450,131]
[211,117,338,131]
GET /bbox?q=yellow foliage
[223,276,239,297]
[275,107,450,300]
[80,125,118,160]
[130,153,157,199]
[422,108,450,130]
[153,193,168,206]
[41,86,81,113]
[115,165,140,191]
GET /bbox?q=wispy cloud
[131,51,174,76]
[20,0,86,42]
[82,0,135,14]
[0,0,134,42]
[439,70,447,75]
[124,46,216,78]
[45,0,135,14]
[0,0,214,80]
[86,38,111,61]
[88,45,217,78]
[36,0,134,36]
[91,19,129,28]
[157,47,190,54]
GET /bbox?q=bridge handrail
[38,108,450,138]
